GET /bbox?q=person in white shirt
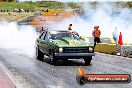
[112,27,119,44]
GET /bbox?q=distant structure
[0,0,16,2]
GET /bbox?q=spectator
[92,26,101,47]
[68,24,72,31]
[112,27,119,44]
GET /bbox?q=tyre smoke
[51,2,132,43]
[0,2,131,59]
[0,21,37,58]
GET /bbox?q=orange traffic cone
[118,32,123,45]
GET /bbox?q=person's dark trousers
[94,37,101,47]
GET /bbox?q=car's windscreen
[50,32,80,40]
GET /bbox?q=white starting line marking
[95,52,132,60]
[0,61,24,88]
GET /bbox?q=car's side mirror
[40,40,45,44]
[37,39,45,44]
[80,36,85,41]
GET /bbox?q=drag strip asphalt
[0,48,132,88]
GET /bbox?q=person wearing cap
[68,24,72,31]
[92,26,101,47]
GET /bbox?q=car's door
[38,31,48,54]
[43,32,50,55]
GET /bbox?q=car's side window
[44,32,49,42]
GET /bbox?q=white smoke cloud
[0,21,37,57]
[50,2,132,43]
[0,2,131,60]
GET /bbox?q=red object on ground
[0,66,16,88]
[118,32,123,45]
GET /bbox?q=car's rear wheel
[36,45,44,61]
[83,56,92,65]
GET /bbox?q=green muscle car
[36,30,95,65]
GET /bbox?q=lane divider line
[0,61,24,88]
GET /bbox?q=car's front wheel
[36,45,44,61]
[49,50,57,65]
[83,56,92,65]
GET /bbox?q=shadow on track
[42,58,86,66]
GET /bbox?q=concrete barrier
[95,43,108,53]
[94,43,117,55]
[81,36,117,55]
[81,36,132,57]
[105,44,117,55]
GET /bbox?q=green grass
[0,1,131,12]
[0,2,36,11]
[36,1,66,9]
[0,1,80,11]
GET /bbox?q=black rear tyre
[84,56,92,65]
[36,46,44,61]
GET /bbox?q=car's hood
[50,38,90,47]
